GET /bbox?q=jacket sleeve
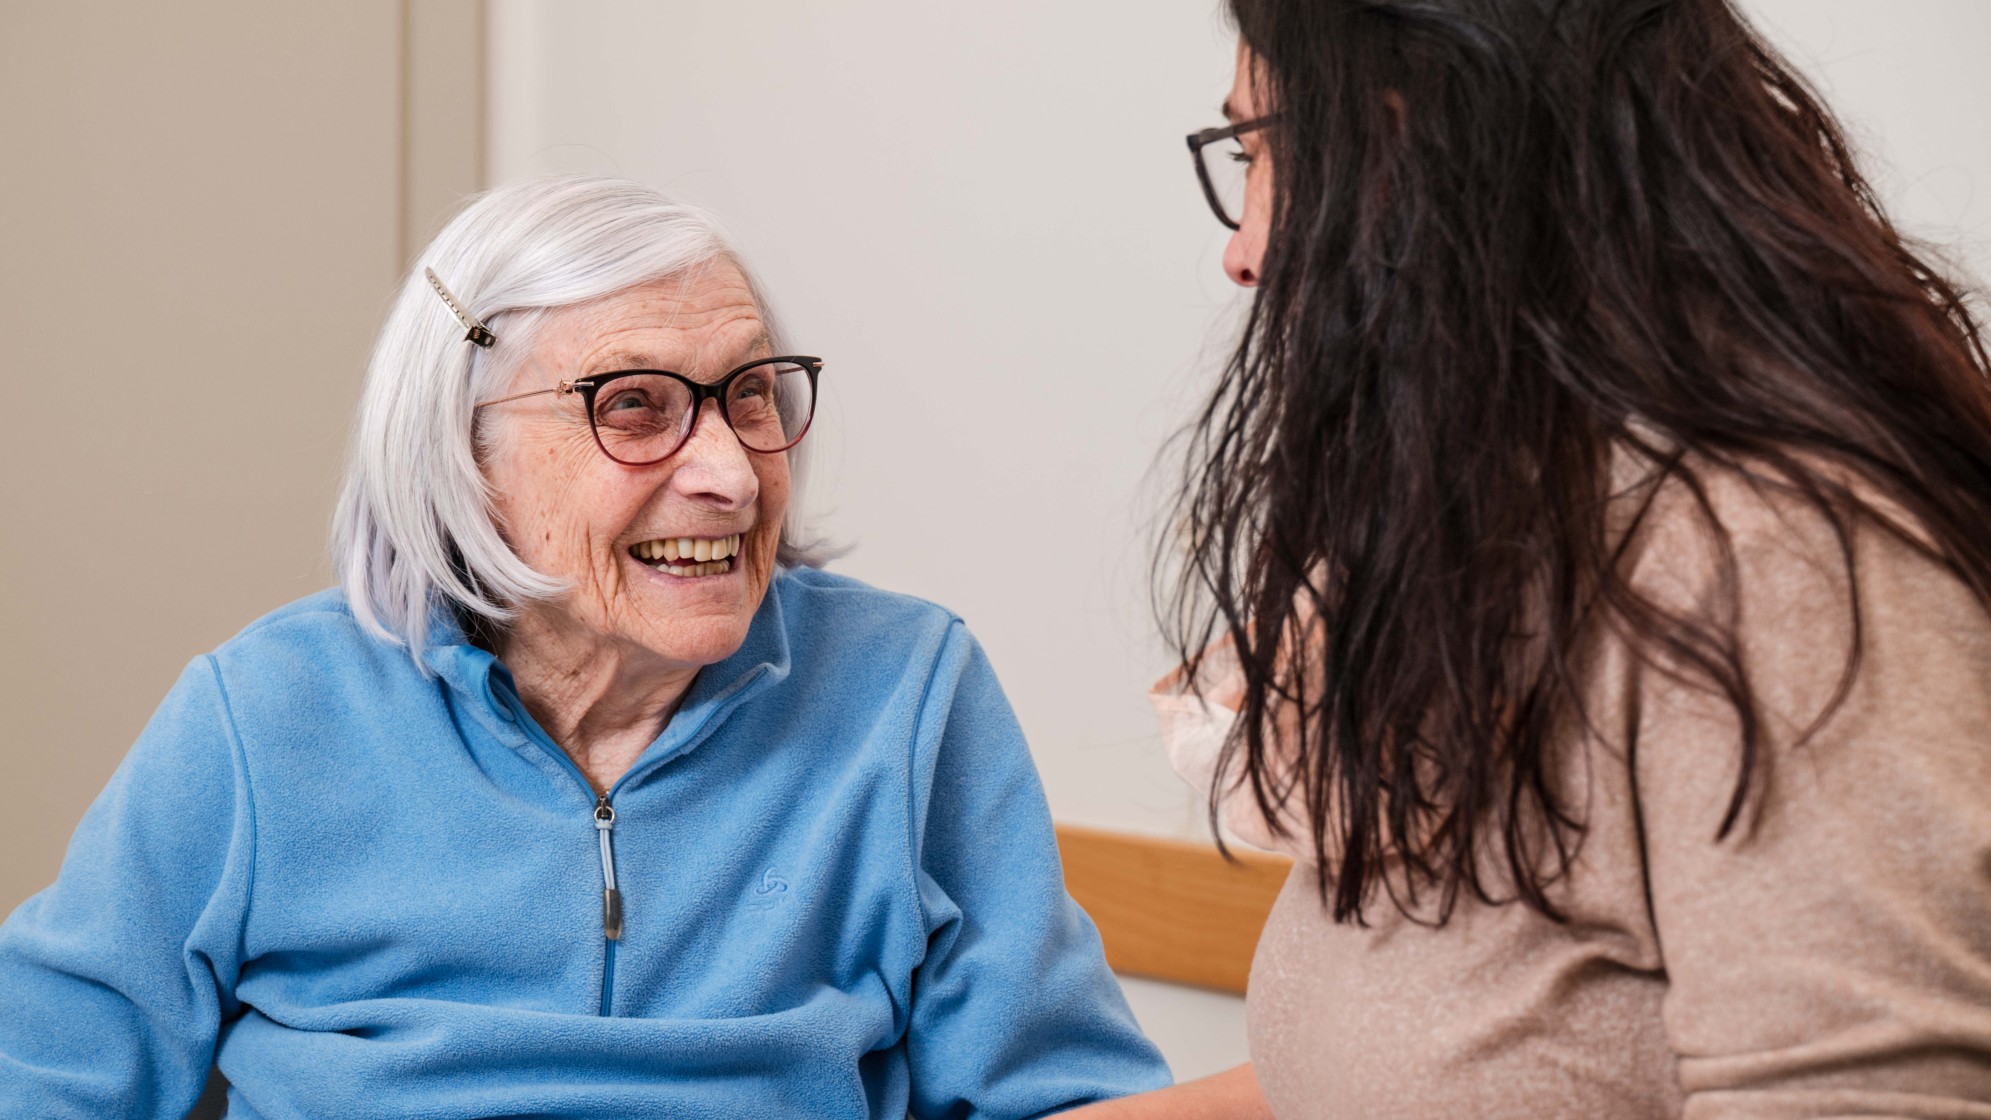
[903,622,1172,1118]
[0,656,255,1119]
[1632,489,1991,1114]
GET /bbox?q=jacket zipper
[594,794,622,1015]
[489,664,772,1018]
[486,676,640,1017]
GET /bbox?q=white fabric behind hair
[332,174,819,662]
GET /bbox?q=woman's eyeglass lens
[585,358,819,466]
[1186,117,1273,231]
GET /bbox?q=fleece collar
[419,572,796,785]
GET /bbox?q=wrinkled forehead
[545,260,772,377]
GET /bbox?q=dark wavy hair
[1164,0,1991,924]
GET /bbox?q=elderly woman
[0,176,1168,1118]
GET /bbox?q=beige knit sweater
[1243,464,1991,1117]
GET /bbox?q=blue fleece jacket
[0,568,1168,1118]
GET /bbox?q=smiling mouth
[629,533,743,578]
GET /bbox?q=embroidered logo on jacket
[749,868,790,911]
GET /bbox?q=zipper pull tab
[595,795,623,940]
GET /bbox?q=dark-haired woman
[1077,1,1991,1117]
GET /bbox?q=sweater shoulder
[772,566,966,650]
[205,588,421,704]
[1610,450,1948,615]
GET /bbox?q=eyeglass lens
[1198,135,1250,229]
[589,359,816,465]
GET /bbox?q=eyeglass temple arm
[1187,114,1278,151]
[473,380,593,411]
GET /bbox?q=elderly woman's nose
[668,402,759,506]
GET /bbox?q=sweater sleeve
[903,622,1171,1118]
[0,656,256,1119]
[1630,486,1991,1115]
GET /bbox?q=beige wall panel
[403,0,488,259]
[0,2,404,912]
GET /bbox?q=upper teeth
[634,534,741,563]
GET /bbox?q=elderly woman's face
[481,261,788,670]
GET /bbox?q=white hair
[333,174,825,662]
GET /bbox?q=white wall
[490,0,1246,845]
[1748,1,1991,280]
[490,0,1991,1083]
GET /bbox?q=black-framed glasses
[1186,116,1276,230]
[476,355,823,466]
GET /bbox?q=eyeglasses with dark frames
[1186,115,1277,231]
[476,355,824,466]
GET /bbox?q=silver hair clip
[424,267,496,348]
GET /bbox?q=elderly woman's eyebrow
[586,349,670,373]
[584,332,775,378]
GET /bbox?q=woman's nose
[1223,230,1259,287]
[668,402,759,509]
